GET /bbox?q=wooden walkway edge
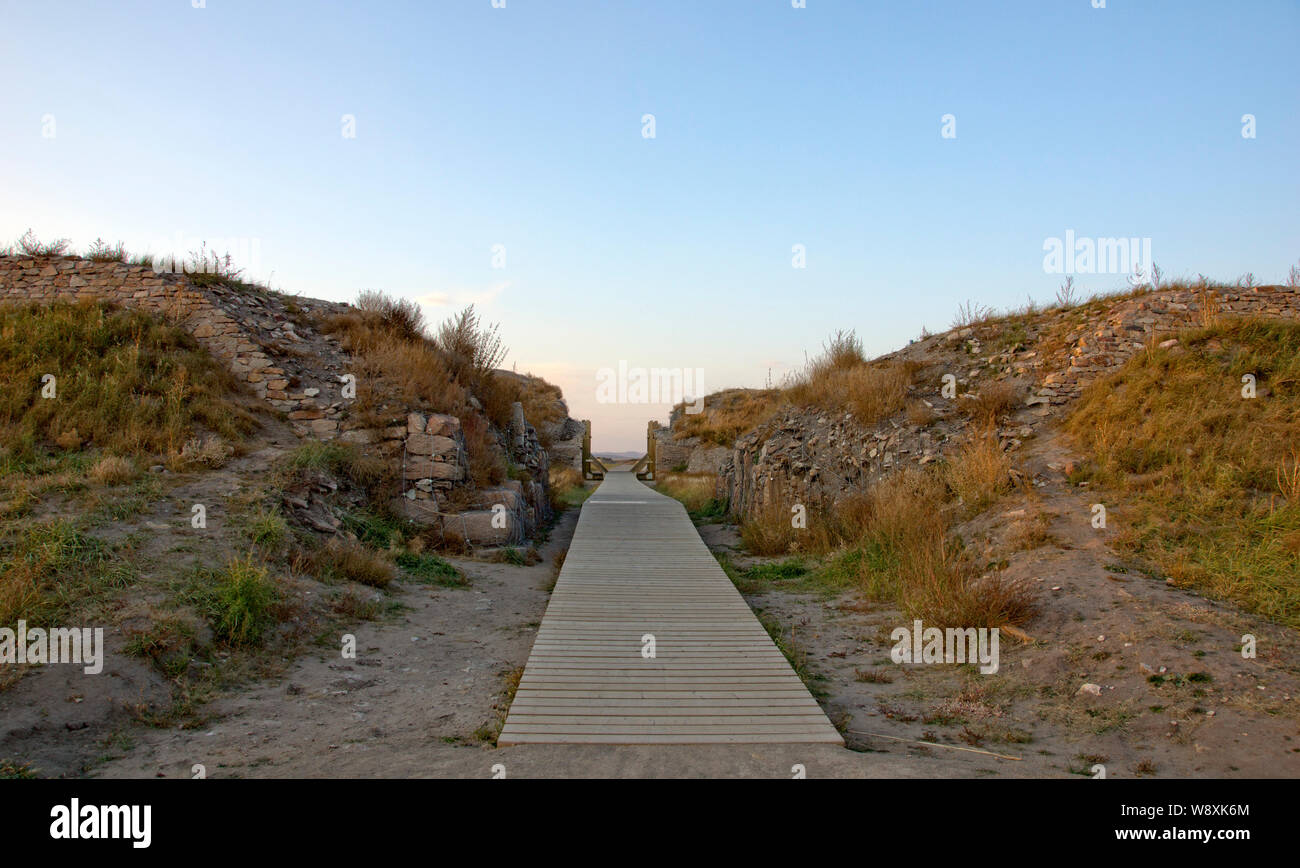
[498,471,843,745]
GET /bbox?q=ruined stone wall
[0,254,355,439]
[653,423,728,474]
[716,284,1300,520]
[0,254,562,546]
[1040,284,1300,404]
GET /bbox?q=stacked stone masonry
[711,284,1300,519]
[0,254,564,546]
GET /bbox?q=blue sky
[2,0,1297,449]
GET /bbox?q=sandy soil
[703,431,1300,778]
[13,421,1296,778]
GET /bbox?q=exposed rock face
[546,416,585,470]
[492,368,584,470]
[652,403,729,474]
[0,254,578,547]
[719,406,981,517]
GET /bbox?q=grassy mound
[0,299,258,466]
[1066,317,1300,625]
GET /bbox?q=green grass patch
[0,299,258,464]
[176,557,281,647]
[0,519,135,626]
[395,550,468,587]
[1066,317,1300,626]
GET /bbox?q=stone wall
[0,254,355,440]
[715,283,1300,520]
[1039,284,1300,405]
[653,423,728,475]
[0,254,563,547]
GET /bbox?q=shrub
[433,305,507,388]
[245,506,289,549]
[85,238,126,263]
[395,551,467,587]
[15,229,70,257]
[355,290,426,342]
[210,556,278,646]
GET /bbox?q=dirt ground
[9,422,1297,778]
[85,501,921,780]
[702,430,1300,779]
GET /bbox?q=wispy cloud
[416,280,511,311]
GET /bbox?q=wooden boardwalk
[499,472,843,745]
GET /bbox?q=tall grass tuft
[210,556,278,646]
[944,422,1013,514]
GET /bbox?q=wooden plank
[498,471,842,746]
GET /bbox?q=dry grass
[1276,447,1300,502]
[483,372,567,443]
[738,497,849,556]
[656,472,727,521]
[355,290,426,343]
[805,466,1036,627]
[548,463,589,510]
[907,401,937,426]
[307,537,395,588]
[943,423,1013,514]
[898,540,1036,628]
[1066,317,1300,625]
[461,412,505,488]
[655,472,717,513]
[0,520,134,627]
[961,379,1021,422]
[786,362,912,424]
[1007,512,1058,551]
[671,388,783,447]
[88,455,138,485]
[952,300,994,328]
[326,306,467,424]
[671,331,915,448]
[325,295,533,489]
[0,300,260,466]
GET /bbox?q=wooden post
[582,419,593,480]
[582,419,603,480]
[647,420,656,480]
